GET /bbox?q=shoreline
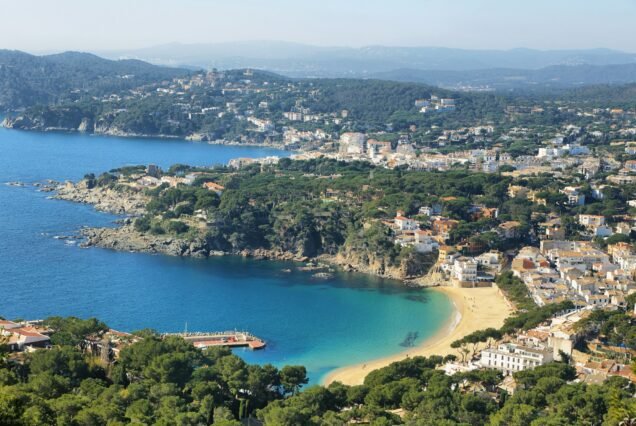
[1,122,293,150]
[321,285,512,386]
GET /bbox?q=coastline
[1,121,291,150]
[321,285,512,386]
[49,175,513,384]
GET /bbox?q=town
[2,46,636,425]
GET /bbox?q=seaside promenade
[323,286,512,386]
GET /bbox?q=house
[0,320,51,352]
[137,176,161,187]
[590,225,613,238]
[469,205,499,220]
[625,143,636,155]
[202,182,225,195]
[394,212,419,231]
[419,204,442,216]
[551,249,610,271]
[476,251,502,272]
[560,187,585,206]
[498,221,523,239]
[540,218,565,240]
[184,172,208,185]
[578,215,612,237]
[578,215,605,227]
[615,222,633,235]
[438,245,457,262]
[414,230,439,253]
[432,218,460,241]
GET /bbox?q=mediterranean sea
[0,126,453,383]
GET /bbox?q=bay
[0,126,453,383]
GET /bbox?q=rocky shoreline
[54,182,149,216]
[79,223,313,260]
[79,222,438,285]
[2,117,289,150]
[44,178,439,284]
[80,224,434,286]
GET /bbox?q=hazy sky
[2,0,636,52]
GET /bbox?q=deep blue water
[0,127,452,383]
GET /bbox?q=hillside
[371,63,636,91]
[0,50,190,110]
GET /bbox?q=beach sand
[322,285,513,386]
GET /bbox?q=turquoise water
[0,127,453,383]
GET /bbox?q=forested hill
[560,82,636,107]
[0,50,190,110]
[370,63,636,91]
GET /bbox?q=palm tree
[619,417,636,426]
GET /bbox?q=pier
[164,331,266,350]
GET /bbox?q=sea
[0,125,453,383]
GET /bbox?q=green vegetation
[575,309,636,350]
[4,318,634,425]
[494,272,535,311]
[0,319,307,425]
[0,50,189,110]
[119,159,536,272]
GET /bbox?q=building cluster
[0,319,141,362]
[0,319,51,352]
[446,306,635,388]
[131,166,226,194]
[510,241,635,309]
[415,95,456,113]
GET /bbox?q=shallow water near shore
[0,126,453,383]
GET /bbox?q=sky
[1,0,636,53]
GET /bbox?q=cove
[0,126,453,383]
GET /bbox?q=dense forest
[0,50,189,110]
[1,316,635,425]
[122,159,534,267]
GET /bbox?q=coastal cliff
[331,246,437,281]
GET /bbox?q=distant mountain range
[93,41,636,90]
[99,41,636,78]
[0,50,189,110]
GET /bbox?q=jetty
[163,331,266,350]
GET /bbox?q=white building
[453,257,478,283]
[414,230,439,253]
[578,215,605,227]
[394,213,419,231]
[339,132,366,154]
[560,187,585,206]
[479,343,554,375]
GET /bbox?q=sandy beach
[322,285,513,386]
